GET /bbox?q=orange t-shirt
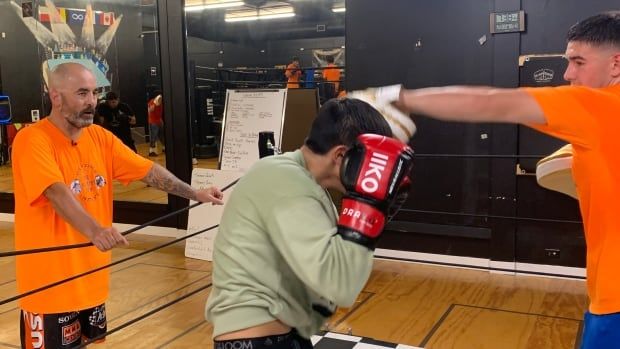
[322,63,341,91]
[12,118,153,313]
[524,84,620,314]
[285,63,301,89]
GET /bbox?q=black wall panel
[348,0,618,268]
[348,0,502,260]
[0,1,45,122]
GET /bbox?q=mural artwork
[11,0,123,91]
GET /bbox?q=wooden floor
[0,143,219,205]
[0,222,588,349]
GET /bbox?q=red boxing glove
[337,134,414,250]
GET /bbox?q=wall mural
[10,0,123,92]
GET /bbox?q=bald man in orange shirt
[13,63,224,348]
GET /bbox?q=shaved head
[48,63,98,129]
[49,63,95,91]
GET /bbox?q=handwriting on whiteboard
[220,89,286,172]
[185,168,243,261]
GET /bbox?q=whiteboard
[219,89,287,172]
[184,168,243,261]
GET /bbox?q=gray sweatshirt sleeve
[265,195,374,307]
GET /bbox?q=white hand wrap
[348,85,416,143]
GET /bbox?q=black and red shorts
[20,303,107,348]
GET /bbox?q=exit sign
[490,10,525,33]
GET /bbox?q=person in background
[285,56,302,89]
[96,91,137,152]
[322,55,341,99]
[147,90,165,157]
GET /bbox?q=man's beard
[59,94,95,128]
[62,106,94,128]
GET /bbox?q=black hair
[304,98,392,154]
[105,91,119,100]
[567,11,620,48]
[326,56,335,64]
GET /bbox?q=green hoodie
[206,149,374,339]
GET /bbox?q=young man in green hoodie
[206,97,415,348]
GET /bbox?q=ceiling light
[185,1,245,12]
[225,6,295,22]
[225,15,259,22]
[332,7,345,13]
[258,12,295,20]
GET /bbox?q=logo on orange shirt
[70,164,107,201]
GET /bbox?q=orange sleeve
[12,128,65,207]
[109,133,153,184]
[285,64,293,78]
[522,86,601,148]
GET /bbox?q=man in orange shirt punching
[12,63,224,348]
[356,11,620,348]
[285,57,302,89]
[322,55,341,99]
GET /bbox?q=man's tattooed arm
[141,163,197,200]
